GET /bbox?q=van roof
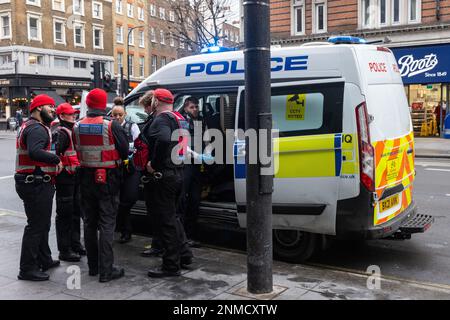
[130,44,402,96]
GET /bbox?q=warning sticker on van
[286,94,306,120]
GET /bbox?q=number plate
[379,194,400,213]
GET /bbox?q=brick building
[269,0,450,136]
[0,0,114,120]
[221,22,240,48]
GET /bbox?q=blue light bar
[200,46,235,54]
[328,36,367,44]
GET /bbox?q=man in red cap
[52,103,85,263]
[15,94,63,281]
[73,88,129,282]
[144,88,193,277]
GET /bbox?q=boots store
[392,44,450,137]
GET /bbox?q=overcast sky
[229,0,241,24]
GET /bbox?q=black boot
[99,267,125,283]
[59,251,81,262]
[18,270,50,281]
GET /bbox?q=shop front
[392,44,450,137]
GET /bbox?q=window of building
[139,56,145,77]
[93,27,103,49]
[117,52,123,70]
[74,24,85,47]
[408,0,419,22]
[54,57,68,68]
[160,30,165,44]
[28,54,44,65]
[52,0,65,11]
[361,0,372,27]
[54,20,65,44]
[127,3,134,18]
[73,0,84,15]
[138,6,144,21]
[0,54,12,65]
[151,55,157,73]
[292,0,305,35]
[150,4,156,16]
[26,0,41,6]
[159,7,165,20]
[128,27,134,45]
[139,30,144,47]
[129,54,134,77]
[150,27,156,42]
[392,0,400,24]
[92,2,103,19]
[179,40,185,49]
[161,56,166,68]
[169,10,175,22]
[313,2,327,33]
[74,59,87,68]
[0,14,11,39]
[380,0,387,25]
[169,33,174,47]
[116,0,122,14]
[116,25,123,43]
[28,15,42,41]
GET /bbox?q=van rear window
[238,82,344,137]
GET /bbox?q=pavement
[414,137,450,158]
[1,210,450,300]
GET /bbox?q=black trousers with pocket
[147,167,193,272]
[116,169,141,235]
[15,177,55,272]
[78,168,121,276]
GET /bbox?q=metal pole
[119,66,124,97]
[243,0,273,294]
[127,28,131,94]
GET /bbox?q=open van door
[234,80,345,239]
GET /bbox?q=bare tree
[167,0,233,53]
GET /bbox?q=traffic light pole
[244,0,273,294]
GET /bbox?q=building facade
[221,22,240,48]
[269,0,450,136]
[0,0,114,120]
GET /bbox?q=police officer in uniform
[145,88,193,277]
[111,97,140,243]
[73,89,129,282]
[52,103,82,262]
[15,95,63,281]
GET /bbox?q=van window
[238,82,344,137]
[124,97,148,124]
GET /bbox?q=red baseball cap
[86,88,107,110]
[56,103,76,115]
[154,88,174,104]
[29,94,55,112]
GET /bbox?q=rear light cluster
[355,102,375,192]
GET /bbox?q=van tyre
[273,230,317,263]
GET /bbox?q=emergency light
[328,36,367,44]
[200,46,236,54]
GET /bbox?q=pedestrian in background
[145,88,193,278]
[111,97,140,243]
[52,103,82,262]
[73,89,129,283]
[15,95,63,281]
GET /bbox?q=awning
[32,90,65,106]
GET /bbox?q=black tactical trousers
[71,183,84,252]
[116,169,141,235]
[55,182,76,254]
[79,168,121,275]
[178,164,203,239]
[144,181,163,250]
[15,178,55,272]
[148,168,193,272]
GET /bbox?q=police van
[125,36,434,262]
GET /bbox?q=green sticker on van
[286,94,306,121]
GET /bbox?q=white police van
[126,36,433,262]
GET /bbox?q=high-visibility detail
[56,126,80,175]
[373,131,415,226]
[274,134,338,178]
[73,117,121,169]
[341,133,359,175]
[15,119,58,176]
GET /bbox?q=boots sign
[392,44,450,84]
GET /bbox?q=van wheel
[273,230,317,263]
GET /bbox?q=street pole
[119,65,124,97]
[127,25,145,95]
[243,0,273,294]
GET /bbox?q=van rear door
[234,80,345,235]
[356,46,415,226]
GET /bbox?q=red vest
[73,116,121,168]
[55,126,80,175]
[166,111,189,158]
[15,119,58,176]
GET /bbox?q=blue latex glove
[200,153,214,162]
